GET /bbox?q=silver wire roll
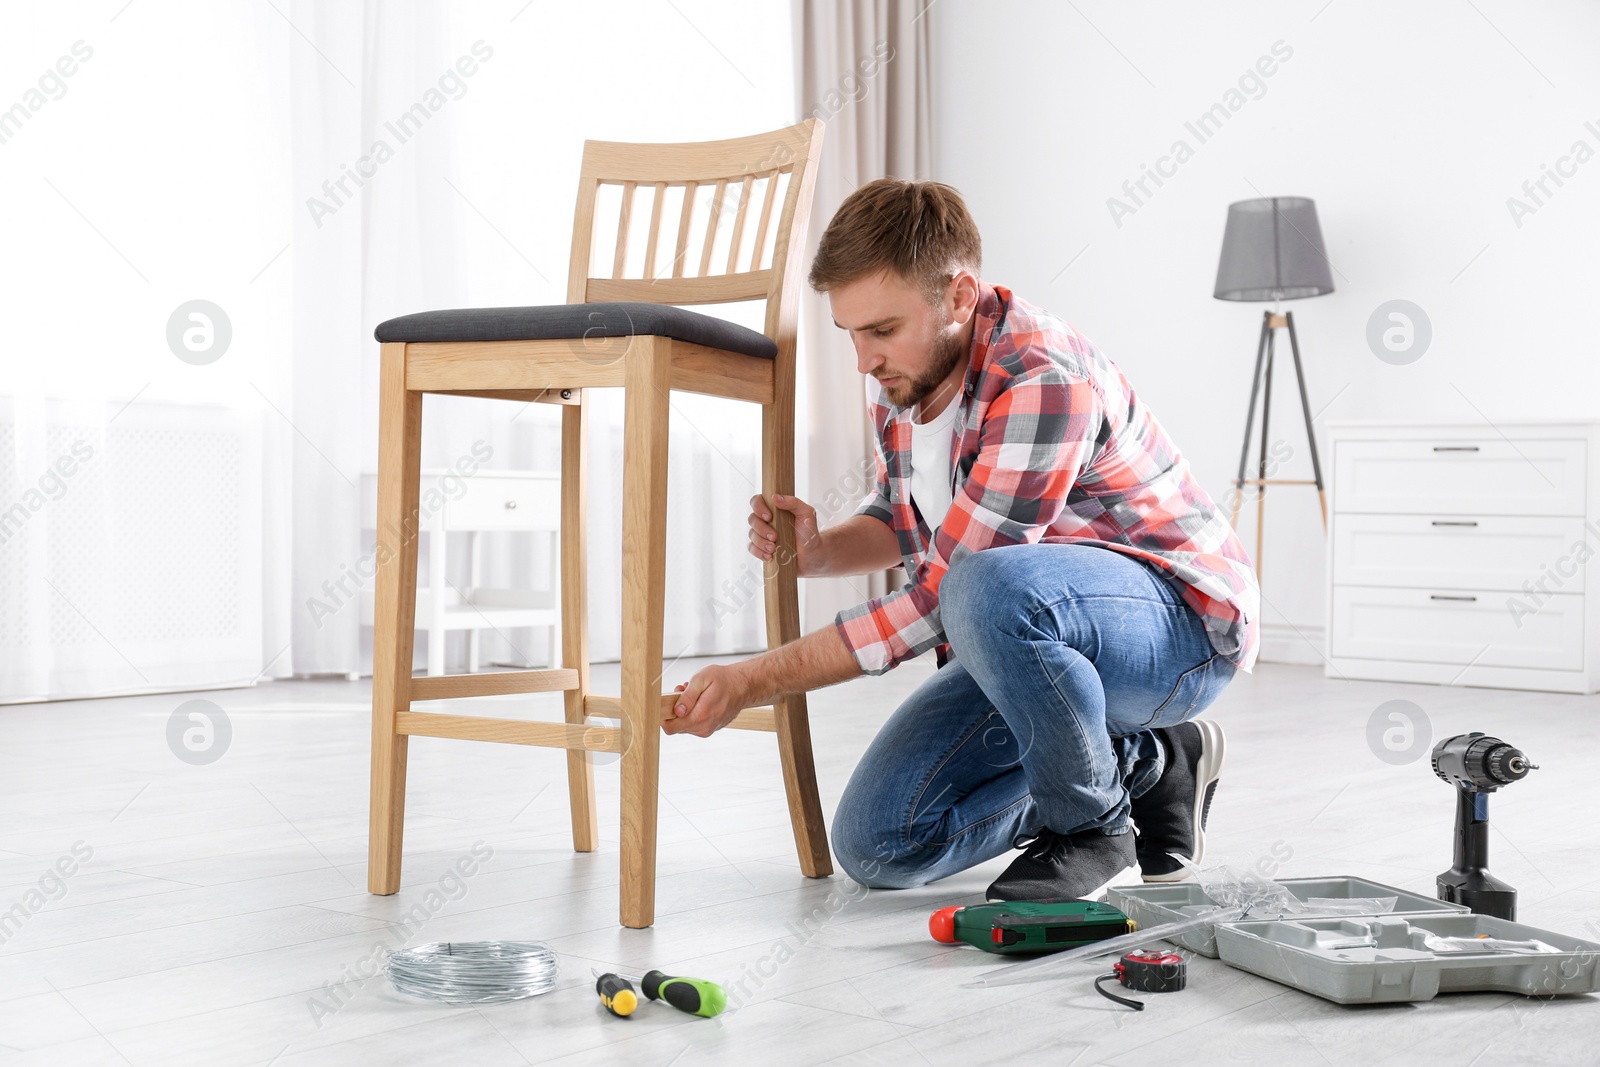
[386,941,560,1004]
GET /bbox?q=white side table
[361,468,561,676]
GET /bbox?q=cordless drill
[929,898,1133,954]
[1432,732,1538,921]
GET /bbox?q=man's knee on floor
[831,834,929,890]
[830,814,933,890]
[833,756,950,889]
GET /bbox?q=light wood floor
[1,658,1597,1065]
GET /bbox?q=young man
[666,178,1259,901]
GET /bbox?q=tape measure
[1093,948,1186,1010]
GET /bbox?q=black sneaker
[984,827,1139,903]
[1131,719,1226,882]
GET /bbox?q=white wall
[931,0,1600,661]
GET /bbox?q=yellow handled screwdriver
[593,971,638,1017]
[593,968,726,1018]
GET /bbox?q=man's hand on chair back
[748,493,825,577]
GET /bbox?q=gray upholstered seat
[373,302,778,360]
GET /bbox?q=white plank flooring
[1,658,1597,1065]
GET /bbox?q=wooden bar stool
[366,119,830,928]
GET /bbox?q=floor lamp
[1213,196,1335,577]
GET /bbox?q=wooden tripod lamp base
[1228,308,1328,579]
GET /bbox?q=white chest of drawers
[1325,420,1600,693]
[359,469,562,676]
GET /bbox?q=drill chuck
[1432,732,1537,792]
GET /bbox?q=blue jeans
[831,543,1237,889]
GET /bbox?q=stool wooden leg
[370,342,421,895]
[761,402,833,879]
[561,392,598,854]
[619,341,670,928]
[773,689,831,878]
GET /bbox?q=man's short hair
[808,178,982,305]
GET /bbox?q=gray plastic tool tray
[1105,876,1470,958]
[1213,912,1600,1004]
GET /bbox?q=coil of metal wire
[385,941,560,1004]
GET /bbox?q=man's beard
[883,323,967,412]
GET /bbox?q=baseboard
[1257,622,1326,666]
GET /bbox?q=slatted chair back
[565,119,824,349]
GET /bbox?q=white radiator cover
[0,400,263,703]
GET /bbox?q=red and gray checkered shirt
[833,280,1260,676]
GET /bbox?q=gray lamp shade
[1213,197,1335,301]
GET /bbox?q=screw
[561,389,573,399]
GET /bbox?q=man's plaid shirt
[833,281,1260,677]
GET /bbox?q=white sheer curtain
[0,0,795,702]
[793,0,937,632]
[0,3,291,702]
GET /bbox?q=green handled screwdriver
[617,969,727,1018]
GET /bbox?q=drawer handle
[504,500,518,510]
[1431,445,1480,452]
[1429,594,1478,602]
[1430,520,1478,527]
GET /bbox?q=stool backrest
[566,119,825,352]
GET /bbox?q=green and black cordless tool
[930,898,1135,954]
